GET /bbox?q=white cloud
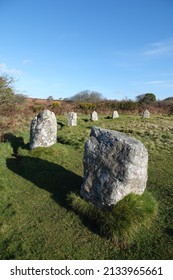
[133,79,173,89]
[144,80,166,85]
[140,80,173,88]
[145,80,173,85]
[22,59,33,65]
[0,63,22,76]
[143,38,173,56]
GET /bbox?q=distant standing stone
[112,110,119,118]
[143,109,150,118]
[30,110,57,149]
[80,127,148,209]
[68,112,77,126]
[91,111,98,121]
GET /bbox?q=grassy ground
[0,114,173,259]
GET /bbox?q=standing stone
[80,127,148,209]
[91,111,98,121]
[112,110,119,118]
[143,109,150,118]
[68,112,77,126]
[30,110,57,149]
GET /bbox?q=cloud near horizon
[144,80,166,85]
[144,79,173,86]
[0,63,22,76]
[143,38,173,57]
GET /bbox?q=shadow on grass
[57,121,65,129]
[57,135,82,149]
[82,118,90,122]
[6,156,103,240]
[165,227,173,237]
[6,156,82,208]
[3,133,30,155]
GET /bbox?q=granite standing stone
[112,110,119,118]
[91,111,98,121]
[80,127,148,209]
[68,112,77,126]
[30,110,57,149]
[143,109,150,118]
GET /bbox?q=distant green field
[0,114,173,259]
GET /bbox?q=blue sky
[0,0,173,100]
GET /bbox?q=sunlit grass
[0,114,173,259]
[68,191,158,243]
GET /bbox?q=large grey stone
[80,127,148,209]
[68,112,77,126]
[143,109,150,118]
[30,110,57,149]
[91,111,98,121]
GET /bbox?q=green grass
[68,191,157,243]
[0,114,173,259]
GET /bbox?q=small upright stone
[143,109,150,118]
[112,110,119,118]
[30,110,57,149]
[68,112,77,126]
[91,111,98,121]
[80,127,148,209]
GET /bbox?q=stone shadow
[82,118,90,123]
[2,133,30,156]
[57,121,65,129]
[6,156,82,208]
[165,227,173,237]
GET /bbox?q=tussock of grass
[68,191,158,243]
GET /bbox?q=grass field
[0,114,173,259]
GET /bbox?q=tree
[47,95,53,101]
[0,74,26,115]
[136,93,156,104]
[15,93,27,104]
[0,75,16,114]
[163,97,173,103]
[70,90,104,103]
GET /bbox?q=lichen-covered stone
[68,112,77,126]
[80,127,148,209]
[91,111,98,121]
[112,110,119,118]
[30,110,57,149]
[143,109,150,118]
